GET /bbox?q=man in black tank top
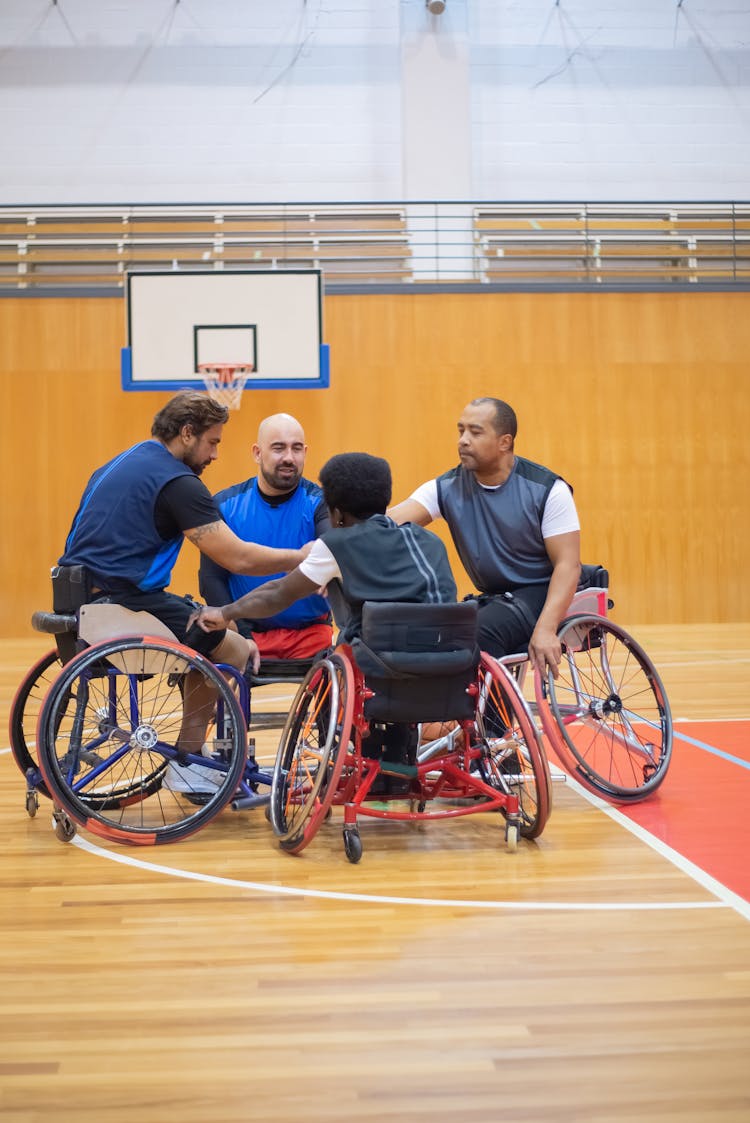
[192,452,458,794]
[388,397,581,678]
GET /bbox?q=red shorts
[253,623,333,660]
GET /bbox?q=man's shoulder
[436,464,462,481]
[212,477,255,507]
[513,456,560,486]
[299,477,325,504]
[161,472,215,504]
[435,464,465,488]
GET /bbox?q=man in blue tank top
[388,397,581,678]
[199,413,333,662]
[59,392,309,772]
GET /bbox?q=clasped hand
[187,605,227,633]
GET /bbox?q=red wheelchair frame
[269,643,552,864]
[500,580,673,804]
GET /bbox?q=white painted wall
[0,0,748,205]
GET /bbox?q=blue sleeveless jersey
[60,440,195,591]
[214,477,330,630]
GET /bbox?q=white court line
[658,656,750,668]
[69,831,729,916]
[563,774,750,922]
[3,748,745,919]
[675,716,750,724]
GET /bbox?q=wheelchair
[499,565,673,803]
[268,600,553,863]
[10,565,272,845]
[246,654,329,731]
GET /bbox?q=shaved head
[253,413,307,494]
[256,413,305,446]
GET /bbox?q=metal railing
[1,200,748,290]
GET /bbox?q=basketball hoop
[198,363,253,410]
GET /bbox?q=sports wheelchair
[10,565,273,845]
[269,600,552,863]
[499,565,673,804]
[267,566,674,862]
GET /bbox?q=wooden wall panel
[1,290,748,637]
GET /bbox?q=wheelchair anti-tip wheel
[9,649,63,802]
[542,615,672,802]
[36,636,248,845]
[475,653,552,840]
[270,653,354,855]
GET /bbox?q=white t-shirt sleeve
[298,537,342,587]
[541,479,580,539]
[408,479,441,520]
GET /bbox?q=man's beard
[261,464,300,491]
[185,455,206,476]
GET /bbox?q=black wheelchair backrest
[51,564,92,614]
[352,600,480,723]
[578,564,609,590]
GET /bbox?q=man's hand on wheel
[528,624,562,679]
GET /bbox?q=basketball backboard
[121,269,329,392]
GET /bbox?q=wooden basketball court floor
[1,625,748,1122]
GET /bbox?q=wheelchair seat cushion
[353,601,479,722]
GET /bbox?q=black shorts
[108,588,227,657]
[472,584,549,660]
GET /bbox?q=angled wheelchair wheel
[542,615,672,802]
[9,649,62,800]
[475,653,552,839]
[270,653,354,855]
[36,636,247,845]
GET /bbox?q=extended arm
[388,478,439,526]
[198,550,255,640]
[192,567,320,632]
[198,551,232,606]
[186,519,309,576]
[527,531,581,678]
[387,498,433,526]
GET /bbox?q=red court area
[621,720,750,904]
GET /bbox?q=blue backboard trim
[121,343,329,391]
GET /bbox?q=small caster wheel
[53,810,76,843]
[25,790,39,818]
[505,822,519,853]
[343,828,363,864]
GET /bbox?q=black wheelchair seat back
[578,564,609,590]
[352,600,479,723]
[51,564,92,614]
[46,564,92,663]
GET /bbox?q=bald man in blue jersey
[199,412,333,663]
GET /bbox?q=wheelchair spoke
[548,616,672,801]
[475,654,551,839]
[37,637,248,842]
[271,655,354,851]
